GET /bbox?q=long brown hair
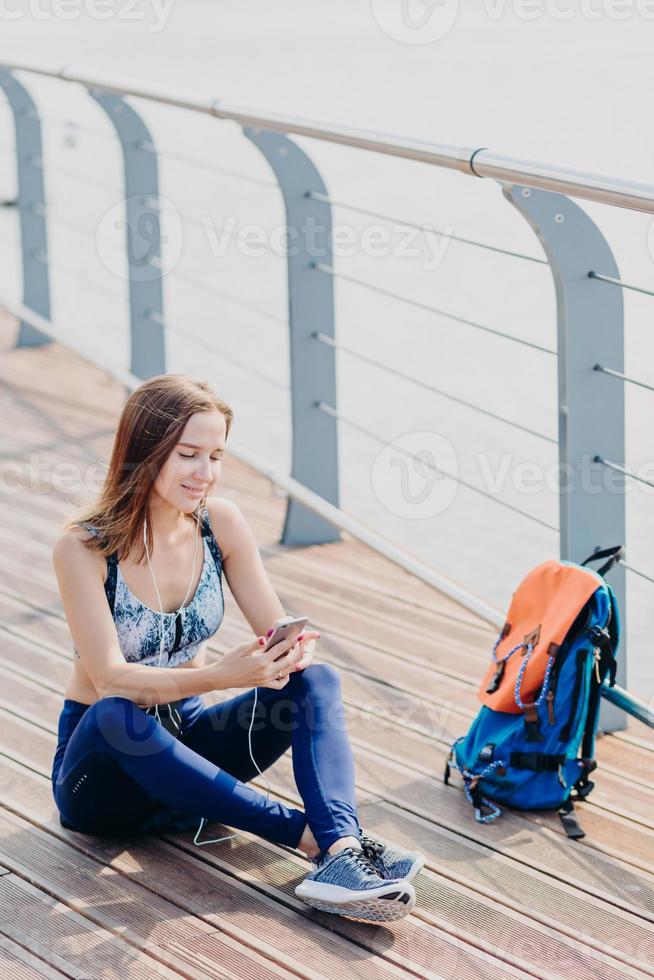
[65,374,233,564]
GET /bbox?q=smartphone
[265,616,310,662]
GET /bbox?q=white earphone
[142,507,271,847]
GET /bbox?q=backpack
[444,546,622,839]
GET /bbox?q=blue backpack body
[445,548,621,839]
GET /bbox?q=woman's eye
[179,453,222,461]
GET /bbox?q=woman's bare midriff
[63,652,205,706]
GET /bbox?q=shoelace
[360,835,389,873]
[360,835,384,857]
[345,846,382,878]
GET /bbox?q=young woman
[51,374,424,922]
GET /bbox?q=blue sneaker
[360,832,425,881]
[295,846,415,921]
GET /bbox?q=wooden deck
[0,309,653,980]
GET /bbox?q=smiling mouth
[182,485,205,494]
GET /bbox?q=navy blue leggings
[51,664,361,854]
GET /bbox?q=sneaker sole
[402,854,426,882]
[295,879,416,922]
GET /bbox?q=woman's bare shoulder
[52,524,105,574]
[204,495,245,561]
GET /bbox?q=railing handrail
[2,58,654,214]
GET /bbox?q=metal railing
[1,59,653,732]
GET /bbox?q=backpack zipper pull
[593,647,602,684]
[546,689,555,724]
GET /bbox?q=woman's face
[152,409,227,513]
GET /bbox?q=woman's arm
[207,497,287,636]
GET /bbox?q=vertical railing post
[88,90,165,379]
[0,70,51,347]
[244,127,340,546]
[503,183,626,732]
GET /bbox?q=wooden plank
[0,932,71,979]
[0,872,186,979]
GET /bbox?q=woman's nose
[193,458,212,482]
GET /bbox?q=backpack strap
[510,752,567,771]
[444,739,507,824]
[558,798,586,839]
[580,545,624,578]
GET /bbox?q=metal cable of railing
[151,260,287,325]
[313,331,555,444]
[312,262,556,356]
[137,140,277,188]
[594,455,654,491]
[28,111,117,142]
[618,559,654,586]
[30,202,98,240]
[146,310,288,391]
[317,401,558,532]
[34,251,124,302]
[30,156,121,195]
[10,202,287,327]
[593,363,654,394]
[589,270,654,299]
[307,191,549,266]
[593,455,654,587]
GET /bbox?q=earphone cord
[143,508,271,848]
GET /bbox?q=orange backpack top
[478,560,602,715]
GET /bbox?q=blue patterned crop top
[73,504,225,668]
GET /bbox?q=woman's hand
[211,633,310,691]
[290,630,319,672]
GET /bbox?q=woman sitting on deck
[50,373,424,923]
